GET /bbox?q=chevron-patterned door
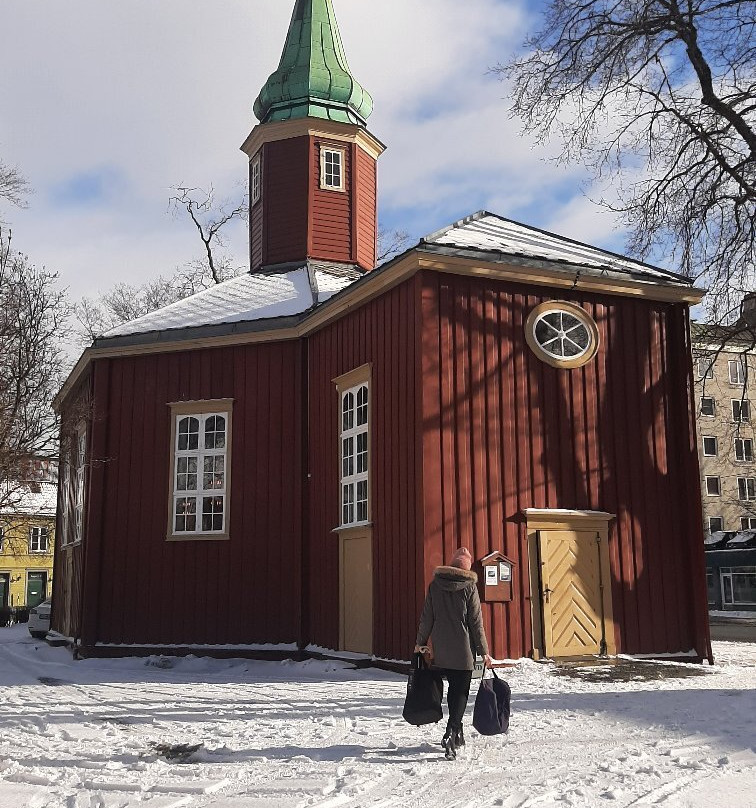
[539,530,603,658]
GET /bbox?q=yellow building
[0,479,57,610]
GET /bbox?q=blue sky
[0,0,630,303]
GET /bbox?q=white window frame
[168,401,233,540]
[337,374,370,529]
[737,476,756,500]
[73,425,87,544]
[700,397,715,417]
[740,516,756,531]
[320,146,345,192]
[735,437,754,462]
[708,516,724,533]
[29,525,50,554]
[60,453,72,546]
[698,357,714,380]
[0,526,4,553]
[732,399,751,422]
[251,153,261,206]
[729,358,746,386]
[702,436,718,457]
[705,475,721,496]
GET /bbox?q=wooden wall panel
[310,138,352,263]
[354,147,377,271]
[419,270,708,661]
[262,138,309,266]
[307,278,420,661]
[77,342,304,648]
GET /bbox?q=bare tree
[500,0,756,322]
[169,185,248,284]
[377,226,411,264]
[0,161,28,210]
[0,229,69,511]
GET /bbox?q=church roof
[420,211,692,287]
[253,0,373,126]
[100,262,360,344]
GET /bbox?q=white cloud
[0,0,624,303]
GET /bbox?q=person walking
[414,546,491,759]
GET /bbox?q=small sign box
[477,551,515,603]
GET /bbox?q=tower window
[251,154,262,206]
[321,147,345,191]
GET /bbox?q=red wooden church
[52,0,712,664]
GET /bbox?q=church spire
[254,0,373,126]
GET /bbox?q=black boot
[442,723,457,760]
[454,727,465,748]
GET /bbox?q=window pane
[201,496,224,532]
[703,437,716,456]
[732,573,756,604]
[701,397,714,416]
[356,386,368,426]
[176,456,198,491]
[710,517,723,532]
[357,432,368,473]
[175,498,197,532]
[205,416,226,449]
[178,417,200,451]
[342,393,354,430]
[739,478,747,499]
[707,477,721,495]
[356,479,368,522]
[749,479,756,499]
[342,437,354,478]
[203,455,225,490]
[342,484,354,525]
[723,576,733,604]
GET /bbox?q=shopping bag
[472,668,511,735]
[402,652,444,726]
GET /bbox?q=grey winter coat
[415,566,489,670]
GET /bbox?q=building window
[0,527,3,553]
[732,399,751,422]
[706,571,717,605]
[735,438,754,462]
[737,476,756,500]
[525,301,600,369]
[700,397,715,417]
[740,516,756,531]
[697,357,714,379]
[169,401,232,539]
[721,566,756,606]
[702,436,718,457]
[729,358,746,386]
[705,476,721,496]
[340,382,370,526]
[321,147,345,191]
[73,426,87,543]
[29,526,50,553]
[251,154,261,206]
[709,516,724,533]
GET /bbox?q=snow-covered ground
[0,626,754,808]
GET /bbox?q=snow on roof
[423,212,689,284]
[1,481,57,517]
[102,265,360,340]
[727,530,756,547]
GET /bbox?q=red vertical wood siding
[307,277,421,661]
[354,147,377,271]
[419,270,708,660]
[69,342,304,647]
[261,138,309,267]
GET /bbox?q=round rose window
[525,301,599,368]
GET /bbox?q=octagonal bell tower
[242,0,385,274]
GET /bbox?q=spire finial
[254,0,373,125]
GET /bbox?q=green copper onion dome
[254,0,373,125]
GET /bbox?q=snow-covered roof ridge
[422,211,692,285]
[100,263,361,341]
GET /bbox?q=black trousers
[443,669,473,730]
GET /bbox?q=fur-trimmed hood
[433,566,478,591]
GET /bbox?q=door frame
[524,509,617,660]
[26,569,48,608]
[0,572,9,608]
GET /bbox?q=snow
[425,213,689,283]
[0,625,754,808]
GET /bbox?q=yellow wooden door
[340,533,373,654]
[539,530,603,658]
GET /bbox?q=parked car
[28,599,51,639]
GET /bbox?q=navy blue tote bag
[472,669,511,735]
[402,653,444,726]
